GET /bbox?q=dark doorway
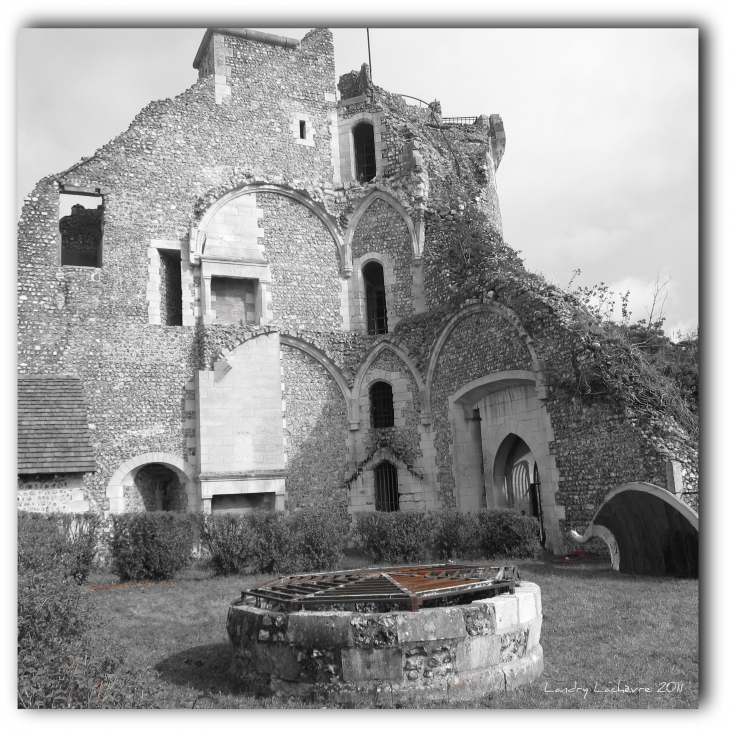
[363,261,388,334]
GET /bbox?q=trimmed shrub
[476,508,542,559]
[353,511,433,563]
[431,510,478,560]
[108,513,195,582]
[18,512,101,584]
[195,512,255,576]
[289,509,346,572]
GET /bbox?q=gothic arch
[345,189,421,261]
[279,334,352,408]
[571,481,698,577]
[353,340,429,422]
[193,183,348,275]
[425,302,545,400]
[107,452,198,514]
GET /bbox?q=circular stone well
[227,574,543,702]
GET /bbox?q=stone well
[227,582,543,702]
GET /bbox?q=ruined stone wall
[259,193,343,330]
[281,346,349,518]
[351,199,414,323]
[429,311,533,507]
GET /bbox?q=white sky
[16,24,700,337]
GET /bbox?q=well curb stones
[227,581,543,702]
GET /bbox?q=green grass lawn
[84,557,699,709]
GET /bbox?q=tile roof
[18,375,97,474]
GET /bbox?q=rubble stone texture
[227,582,543,700]
[17,28,697,554]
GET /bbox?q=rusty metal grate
[242,564,519,613]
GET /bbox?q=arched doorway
[129,463,188,512]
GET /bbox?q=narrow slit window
[159,250,183,326]
[370,381,394,429]
[353,122,376,182]
[299,120,307,139]
[374,461,399,512]
[59,193,104,267]
[362,261,388,334]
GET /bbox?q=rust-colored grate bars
[242,565,519,612]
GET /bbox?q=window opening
[353,122,376,182]
[374,461,399,512]
[59,193,104,267]
[362,261,388,334]
[370,381,394,429]
[299,120,306,139]
[210,277,258,325]
[159,250,183,326]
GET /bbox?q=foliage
[288,509,346,572]
[18,513,161,709]
[18,512,101,585]
[196,509,347,575]
[195,512,255,575]
[476,509,542,559]
[18,635,163,709]
[431,510,478,560]
[108,513,195,582]
[352,511,433,563]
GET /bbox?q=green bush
[195,512,255,575]
[289,509,346,572]
[197,509,347,575]
[353,511,433,563]
[431,510,477,560]
[476,508,542,559]
[18,512,101,584]
[108,513,195,582]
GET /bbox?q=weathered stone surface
[287,611,352,647]
[228,581,544,701]
[462,602,496,636]
[341,647,403,683]
[455,634,500,671]
[396,607,466,642]
[350,613,397,648]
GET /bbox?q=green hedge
[197,509,346,575]
[476,509,543,559]
[108,513,195,582]
[18,512,101,585]
[353,508,542,563]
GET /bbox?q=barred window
[370,381,394,429]
[363,261,388,335]
[374,461,399,512]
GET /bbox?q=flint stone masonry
[18,27,697,558]
[227,582,543,701]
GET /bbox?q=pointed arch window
[363,261,388,334]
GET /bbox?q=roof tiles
[18,376,97,474]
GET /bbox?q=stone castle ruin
[17,28,698,566]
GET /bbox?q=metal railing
[442,116,478,125]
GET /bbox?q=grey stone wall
[259,193,343,330]
[281,345,349,518]
[429,311,533,507]
[351,199,414,321]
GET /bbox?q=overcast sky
[17,26,698,337]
